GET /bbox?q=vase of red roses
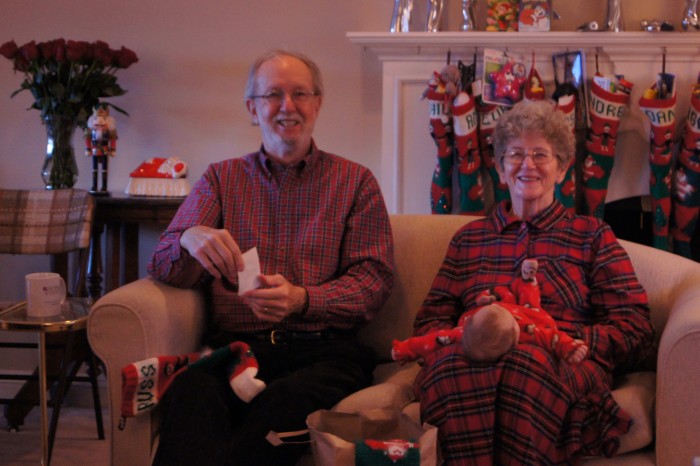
[0,38,138,189]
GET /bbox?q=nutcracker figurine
[85,103,117,195]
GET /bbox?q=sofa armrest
[654,282,700,466]
[88,276,206,466]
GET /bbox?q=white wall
[0,0,687,301]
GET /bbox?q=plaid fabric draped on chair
[0,189,94,256]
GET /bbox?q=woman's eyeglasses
[503,150,555,166]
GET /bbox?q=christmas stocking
[452,90,485,214]
[672,79,700,258]
[119,341,265,429]
[583,75,633,218]
[424,66,460,214]
[554,90,577,214]
[639,73,677,251]
[475,80,510,204]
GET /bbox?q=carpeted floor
[0,406,109,465]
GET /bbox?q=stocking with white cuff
[424,70,457,214]
[476,90,509,204]
[672,79,700,258]
[639,73,677,251]
[554,90,578,214]
[453,90,485,214]
[582,76,633,218]
[119,341,265,429]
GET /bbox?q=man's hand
[242,274,308,323]
[180,225,244,281]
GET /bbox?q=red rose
[92,40,113,66]
[52,38,66,63]
[0,40,18,60]
[66,40,90,62]
[114,46,138,69]
[38,41,53,60]
[19,40,39,62]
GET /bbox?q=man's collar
[257,140,319,176]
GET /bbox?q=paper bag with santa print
[305,408,439,466]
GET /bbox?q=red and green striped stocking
[672,79,700,258]
[453,90,485,214]
[639,73,677,251]
[582,75,633,218]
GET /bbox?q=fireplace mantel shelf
[347,31,700,62]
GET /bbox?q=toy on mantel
[85,103,117,195]
[125,156,191,197]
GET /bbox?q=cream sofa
[88,214,700,466]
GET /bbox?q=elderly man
[148,50,395,465]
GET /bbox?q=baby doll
[479,257,541,309]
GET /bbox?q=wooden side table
[87,194,184,298]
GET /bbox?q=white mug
[25,272,66,317]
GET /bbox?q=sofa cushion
[611,371,655,454]
[358,215,477,361]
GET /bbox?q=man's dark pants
[152,334,377,466]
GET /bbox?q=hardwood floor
[0,406,109,465]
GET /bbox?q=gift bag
[306,408,440,466]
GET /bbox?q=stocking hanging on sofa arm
[672,75,700,258]
[118,341,265,429]
[639,72,677,251]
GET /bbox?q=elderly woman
[413,99,654,464]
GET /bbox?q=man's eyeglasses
[250,90,318,105]
[503,150,555,166]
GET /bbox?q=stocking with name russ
[639,73,677,251]
[672,76,700,258]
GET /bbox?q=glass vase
[42,115,79,189]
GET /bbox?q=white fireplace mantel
[348,31,700,214]
[348,31,700,62]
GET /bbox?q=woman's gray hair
[491,99,575,170]
[244,50,324,101]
